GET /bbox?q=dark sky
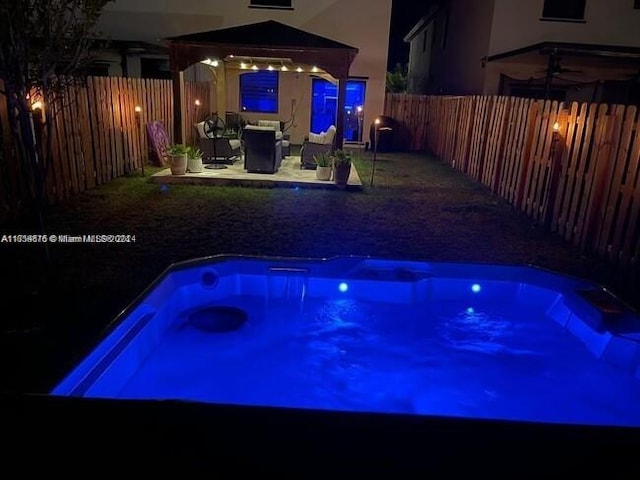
[387,0,435,70]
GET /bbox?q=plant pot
[333,163,351,185]
[187,157,203,173]
[168,153,187,175]
[316,165,332,181]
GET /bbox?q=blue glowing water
[115,296,640,426]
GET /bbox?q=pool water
[112,295,640,426]
[51,256,640,428]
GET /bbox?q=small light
[357,105,363,113]
[267,65,274,71]
[194,99,201,107]
[471,284,481,293]
[31,101,43,111]
[229,55,235,58]
[296,66,303,73]
[134,105,142,113]
[311,66,318,72]
[374,118,380,125]
[553,122,560,132]
[338,282,349,293]
[212,60,219,67]
[251,64,258,71]
[281,65,289,71]
[466,307,475,314]
[240,62,247,69]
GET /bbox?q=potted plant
[167,144,188,175]
[332,149,352,185]
[313,152,332,181]
[186,146,204,173]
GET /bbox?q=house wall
[482,0,640,95]
[488,0,640,55]
[96,0,392,145]
[407,0,640,96]
[406,25,435,94]
[222,69,311,144]
[427,0,496,95]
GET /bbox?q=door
[311,78,367,142]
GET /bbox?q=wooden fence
[0,76,210,217]
[385,93,640,273]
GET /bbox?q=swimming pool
[51,255,640,428]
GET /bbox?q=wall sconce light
[134,105,142,114]
[212,60,219,67]
[240,62,248,69]
[194,99,201,107]
[296,67,303,73]
[251,64,259,71]
[311,66,319,73]
[553,122,560,132]
[31,101,43,111]
[357,105,363,113]
[267,65,274,71]
[281,63,289,71]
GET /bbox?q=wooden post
[214,63,226,118]
[172,70,185,144]
[335,78,347,150]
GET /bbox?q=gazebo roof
[166,20,357,51]
[165,20,358,78]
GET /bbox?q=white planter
[168,153,187,175]
[316,165,332,181]
[187,157,203,173]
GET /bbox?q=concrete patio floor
[150,155,363,190]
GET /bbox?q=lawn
[1,150,636,393]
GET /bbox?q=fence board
[617,110,640,267]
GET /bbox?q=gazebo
[166,20,359,149]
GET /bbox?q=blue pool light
[338,282,349,293]
[466,307,475,314]
[471,283,481,293]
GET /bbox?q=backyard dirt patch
[1,151,637,393]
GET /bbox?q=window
[542,0,586,20]
[240,71,278,113]
[249,0,292,9]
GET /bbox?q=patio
[150,154,363,190]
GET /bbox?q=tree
[386,63,408,93]
[0,0,111,233]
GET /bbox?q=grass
[1,150,636,393]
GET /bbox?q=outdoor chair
[243,126,283,174]
[194,121,242,165]
[255,120,290,156]
[299,125,336,169]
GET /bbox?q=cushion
[308,132,324,143]
[194,121,206,139]
[257,120,281,131]
[244,125,282,139]
[324,125,336,145]
[228,139,242,150]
